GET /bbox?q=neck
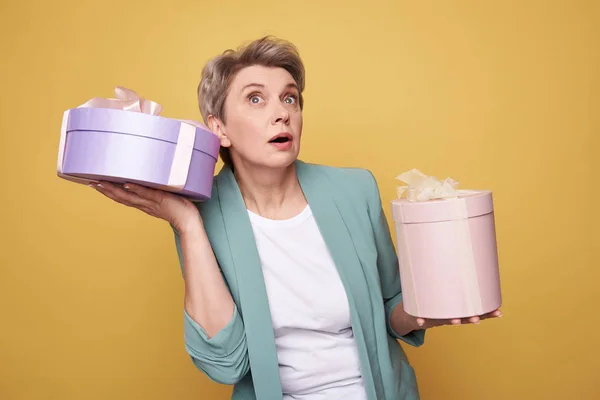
[232,160,307,220]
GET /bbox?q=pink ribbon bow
[77,86,163,116]
[76,86,209,130]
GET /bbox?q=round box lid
[66,107,220,158]
[391,190,494,224]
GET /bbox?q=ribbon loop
[71,86,208,130]
[77,86,163,116]
[396,169,460,202]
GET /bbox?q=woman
[92,36,501,400]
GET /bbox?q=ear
[207,115,231,148]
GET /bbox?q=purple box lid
[66,107,220,158]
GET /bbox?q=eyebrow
[240,82,299,93]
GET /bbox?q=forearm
[390,301,419,337]
[179,223,235,338]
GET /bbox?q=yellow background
[1,0,597,399]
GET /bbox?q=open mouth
[268,133,293,144]
[269,137,291,143]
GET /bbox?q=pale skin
[92,65,501,338]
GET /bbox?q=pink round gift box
[391,191,502,319]
[58,107,220,201]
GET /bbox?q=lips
[268,132,293,144]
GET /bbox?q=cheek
[227,113,264,147]
[292,112,303,133]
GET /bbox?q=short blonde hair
[197,36,306,166]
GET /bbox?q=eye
[284,94,298,105]
[248,93,264,104]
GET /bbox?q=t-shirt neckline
[247,204,312,228]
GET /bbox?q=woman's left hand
[415,309,503,329]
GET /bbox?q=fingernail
[124,184,131,190]
[97,183,103,188]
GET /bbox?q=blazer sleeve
[364,170,426,347]
[173,228,250,385]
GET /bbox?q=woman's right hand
[90,181,202,234]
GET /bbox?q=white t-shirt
[247,205,367,400]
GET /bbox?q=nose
[271,101,290,125]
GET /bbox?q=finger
[423,318,456,328]
[481,309,503,320]
[93,182,154,208]
[461,309,503,324]
[92,182,132,204]
[123,182,164,203]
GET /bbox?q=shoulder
[306,162,374,180]
[300,161,380,202]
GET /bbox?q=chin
[267,154,298,169]
[263,150,299,169]
[234,146,300,170]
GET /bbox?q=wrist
[405,311,422,332]
[391,301,420,336]
[174,215,204,237]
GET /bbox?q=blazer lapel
[215,166,283,400]
[295,160,383,400]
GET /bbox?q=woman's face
[213,65,303,169]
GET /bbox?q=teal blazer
[173,160,426,400]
